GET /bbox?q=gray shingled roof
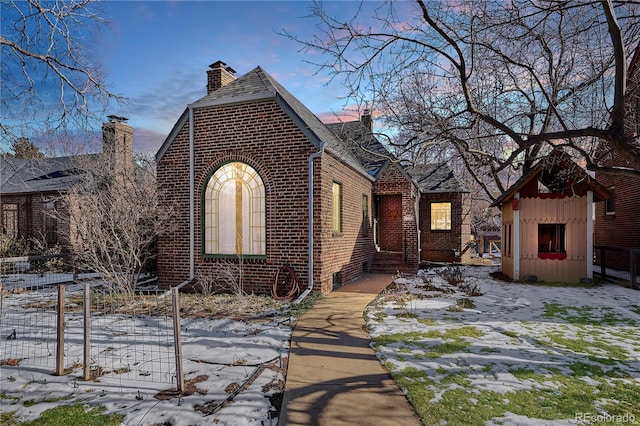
[326,120,468,194]
[170,66,373,179]
[157,65,470,194]
[411,163,469,193]
[325,120,392,178]
[0,155,95,195]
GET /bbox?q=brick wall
[0,192,70,252]
[419,192,469,263]
[373,164,419,267]
[594,50,640,272]
[157,98,379,294]
[316,153,376,293]
[594,149,640,271]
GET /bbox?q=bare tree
[287,0,640,201]
[60,154,173,295]
[0,0,123,140]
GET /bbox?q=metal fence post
[55,284,65,375]
[83,283,91,380]
[172,287,184,393]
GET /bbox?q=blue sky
[95,0,375,154]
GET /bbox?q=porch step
[370,251,417,274]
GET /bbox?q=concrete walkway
[278,274,423,426]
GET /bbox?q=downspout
[294,145,324,304]
[188,106,195,280]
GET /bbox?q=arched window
[203,162,265,256]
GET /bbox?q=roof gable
[326,120,393,178]
[411,163,469,193]
[157,66,372,179]
[492,151,610,206]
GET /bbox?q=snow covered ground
[0,285,292,426]
[3,265,640,425]
[365,265,640,425]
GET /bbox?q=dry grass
[179,293,288,319]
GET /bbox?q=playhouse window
[431,202,451,230]
[332,182,342,233]
[203,162,265,256]
[538,224,566,259]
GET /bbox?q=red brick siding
[157,98,378,294]
[373,164,419,267]
[316,153,376,294]
[0,193,70,251]
[594,52,640,272]
[594,151,640,271]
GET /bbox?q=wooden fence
[594,246,639,289]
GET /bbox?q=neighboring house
[0,117,133,253]
[594,44,640,273]
[155,61,471,294]
[492,151,610,283]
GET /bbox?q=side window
[203,162,265,256]
[605,188,615,215]
[332,182,342,233]
[42,201,57,244]
[430,202,451,231]
[362,194,369,235]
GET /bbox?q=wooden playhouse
[492,152,610,283]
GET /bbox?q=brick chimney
[361,108,373,131]
[207,61,236,94]
[102,115,133,177]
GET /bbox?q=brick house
[594,44,640,273]
[155,61,470,294]
[0,118,133,254]
[492,151,610,283]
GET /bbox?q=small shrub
[441,266,464,285]
[458,281,484,296]
[0,235,30,258]
[196,259,244,296]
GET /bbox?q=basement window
[538,224,567,260]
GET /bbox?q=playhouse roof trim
[491,151,610,207]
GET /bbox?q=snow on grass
[366,265,640,426]
[0,287,292,426]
